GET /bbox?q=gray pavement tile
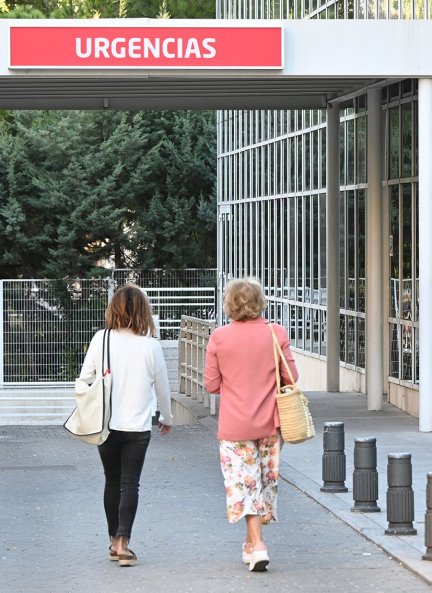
[1,424,432,593]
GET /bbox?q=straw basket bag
[269,325,315,444]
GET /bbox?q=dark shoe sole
[250,559,269,572]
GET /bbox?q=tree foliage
[0,110,216,278]
[1,0,215,17]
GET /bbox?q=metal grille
[0,271,217,386]
[1,279,108,386]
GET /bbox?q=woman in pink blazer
[205,278,298,572]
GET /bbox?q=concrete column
[418,78,432,432]
[366,88,383,411]
[326,104,340,392]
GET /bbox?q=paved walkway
[1,411,432,593]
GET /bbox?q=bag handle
[269,324,296,390]
[102,329,111,377]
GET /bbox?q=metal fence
[0,270,217,387]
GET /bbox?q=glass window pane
[358,189,366,313]
[304,133,311,190]
[347,119,355,185]
[358,317,365,368]
[319,193,327,297]
[321,129,326,189]
[401,104,412,177]
[402,325,412,381]
[340,192,346,309]
[357,115,367,184]
[389,107,400,179]
[289,198,296,297]
[305,198,311,302]
[347,191,356,310]
[390,323,399,377]
[297,137,303,192]
[321,310,327,356]
[402,183,412,320]
[313,130,319,189]
[390,186,399,318]
[347,315,356,365]
[297,199,303,300]
[340,314,346,363]
[313,196,319,292]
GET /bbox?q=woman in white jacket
[78,284,173,567]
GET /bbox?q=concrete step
[0,342,186,425]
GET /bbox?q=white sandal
[248,548,269,572]
[242,543,253,564]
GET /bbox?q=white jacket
[78,328,173,432]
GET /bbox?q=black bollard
[423,473,432,560]
[321,422,348,493]
[385,453,417,535]
[352,437,380,512]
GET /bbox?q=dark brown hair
[105,284,155,336]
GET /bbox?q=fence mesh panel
[1,270,217,386]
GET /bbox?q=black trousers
[98,429,151,540]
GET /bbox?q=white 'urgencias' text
[76,37,217,60]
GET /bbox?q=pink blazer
[204,317,299,441]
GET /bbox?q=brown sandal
[109,545,119,561]
[118,550,138,567]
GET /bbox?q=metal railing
[178,315,217,413]
[0,274,217,387]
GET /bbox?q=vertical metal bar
[326,103,341,392]
[366,88,384,410]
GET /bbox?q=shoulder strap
[268,324,295,387]
[101,329,111,376]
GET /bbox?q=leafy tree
[0,109,216,277]
[4,0,215,17]
[0,3,46,17]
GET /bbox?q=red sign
[9,26,283,69]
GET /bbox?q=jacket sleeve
[277,326,299,385]
[204,334,221,394]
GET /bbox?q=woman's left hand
[158,423,172,435]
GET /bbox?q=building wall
[216,0,422,415]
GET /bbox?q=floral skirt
[219,434,281,524]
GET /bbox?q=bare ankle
[253,541,267,551]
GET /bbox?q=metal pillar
[385,453,417,535]
[418,78,432,432]
[366,89,383,411]
[352,437,380,512]
[423,473,432,560]
[321,422,348,492]
[326,104,340,392]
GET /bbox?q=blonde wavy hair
[105,283,155,336]
[223,278,267,321]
